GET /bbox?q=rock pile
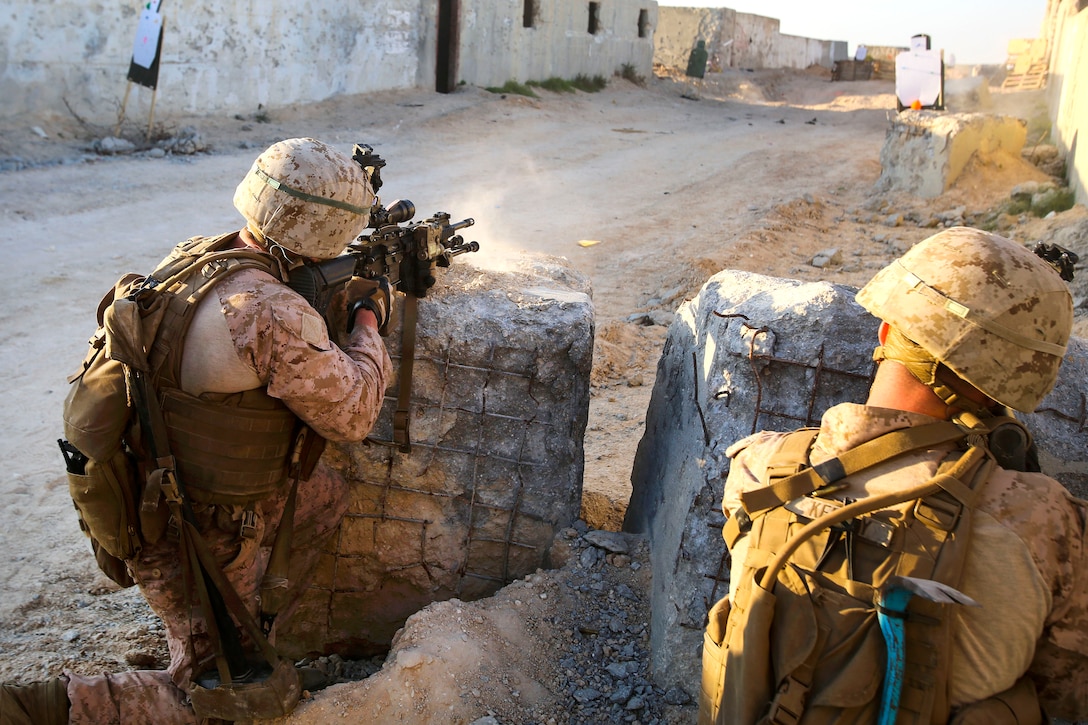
[279,525,693,724]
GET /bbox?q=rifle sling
[179,522,234,685]
[128,366,280,678]
[260,474,299,627]
[182,516,280,666]
[393,294,419,453]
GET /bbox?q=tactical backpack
[60,234,312,721]
[61,234,283,580]
[699,418,1047,725]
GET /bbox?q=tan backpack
[60,234,282,585]
[700,420,1047,724]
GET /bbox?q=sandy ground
[1,65,1083,714]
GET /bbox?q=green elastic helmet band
[254,166,371,215]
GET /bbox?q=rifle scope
[368,199,416,229]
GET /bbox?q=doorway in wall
[436,0,460,93]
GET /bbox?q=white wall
[459,0,656,87]
[773,34,829,69]
[1045,0,1088,205]
[653,6,845,72]
[0,0,656,124]
[1,0,430,122]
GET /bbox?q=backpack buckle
[240,507,259,539]
[767,674,807,725]
[855,516,895,548]
[914,492,962,531]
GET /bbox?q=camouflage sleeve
[224,271,393,443]
[722,430,785,523]
[721,432,788,599]
[1027,489,1088,720]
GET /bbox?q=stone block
[877,112,1027,198]
[623,270,876,695]
[276,255,594,657]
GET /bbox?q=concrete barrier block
[877,112,1028,198]
[624,270,875,694]
[277,255,595,657]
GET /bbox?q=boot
[1,677,69,725]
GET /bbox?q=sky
[654,0,1048,66]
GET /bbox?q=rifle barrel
[446,218,475,234]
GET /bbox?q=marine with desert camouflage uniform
[2,138,393,724]
[703,228,1087,723]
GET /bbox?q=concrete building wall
[1045,0,1088,206]
[823,39,849,67]
[0,0,429,122]
[773,34,828,69]
[731,12,778,68]
[650,7,735,72]
[460,0,657,87]
[654,6,844,71]
[0,0,655,124]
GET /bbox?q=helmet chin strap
[266,241,297,266]
[245,222,296,261]
[243,221,299,280]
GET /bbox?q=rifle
[286,198,479,314]
[287,145,481,452]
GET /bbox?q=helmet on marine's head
[233,137,374,260]
[855,226,1073,413]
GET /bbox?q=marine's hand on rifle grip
[346,276,393,336]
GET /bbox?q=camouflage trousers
[66,463,349,724]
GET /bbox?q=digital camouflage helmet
[233,138,375,260]
[855,226,1073,413]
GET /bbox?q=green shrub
[1002,197,1033,216]
[485,80,538,97]
[488,75,608,96]
[1030,187,1076,216]
[571,74,608,92]
[618,63,646,86]
[528,77,577,93]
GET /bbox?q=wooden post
[115,82,133,136]
[146,87,158,141]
